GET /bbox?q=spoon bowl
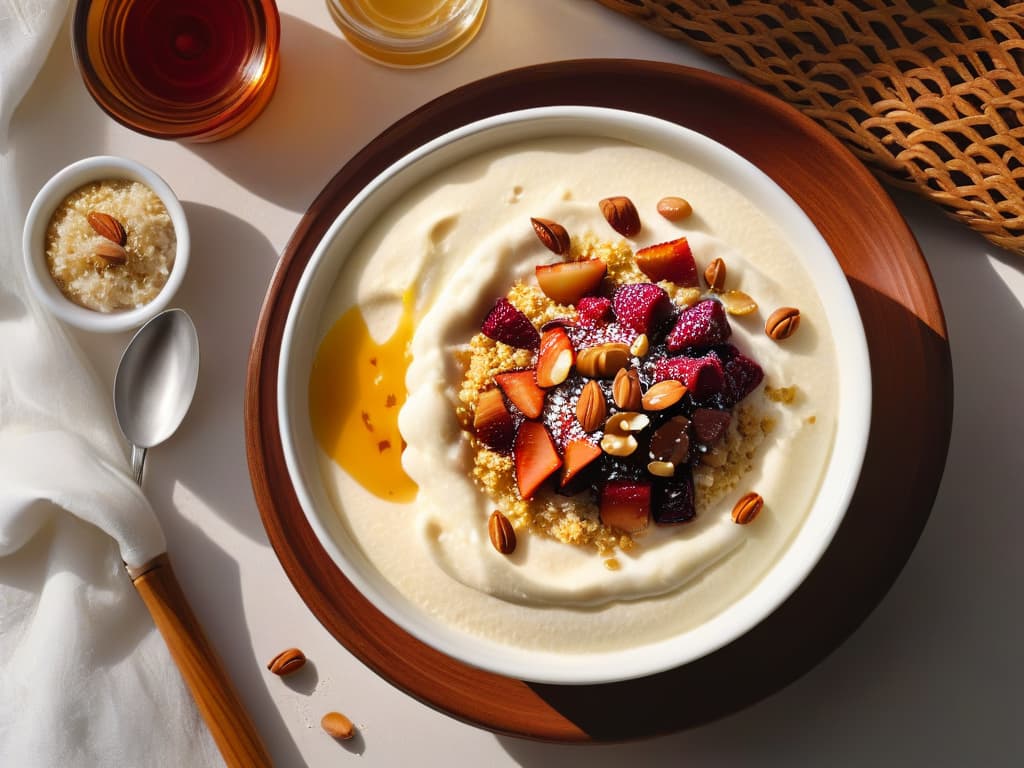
[114,308,199,482]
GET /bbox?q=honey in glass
[326,0,487,67]
[72,0,280,142]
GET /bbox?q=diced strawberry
[481,298,540,349]
[599,481,651,534]
[560,439,602,488]
[577,296,612,327]
[652,354,724,400]
[535,327,575,388]
[611,283,672,335]
[514,421,563,500]
[716,345,764,405]
[690,408,731,444]
[635,237,698,286]
[653,466,695,524]
[473,388,514,451]
[666,298,731,351]
[495,370,546,419]
[535,259,607,306]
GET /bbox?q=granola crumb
[765,385,798,404]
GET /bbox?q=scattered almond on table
[321,711,355,740]
[266,647,307,676]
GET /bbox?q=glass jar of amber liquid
[326,0,487,67]
[72,0,280,142]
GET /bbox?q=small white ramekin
[22,155,190,333]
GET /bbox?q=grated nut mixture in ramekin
[45,179,176,312]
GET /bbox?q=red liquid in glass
[121,0,256,104]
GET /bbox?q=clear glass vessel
[72,0,280,142]
[326,0,487,67]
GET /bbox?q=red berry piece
[560,439,603,488]
[653,354,725,400]
[716,345,765,405]
[576,296,613,327]
[653,466,696,524]
[611,283,672,336]
[481,298,540,350]
[513,421,563,500]
[690,408,731,445]
[599,480,651,534]
[535,327,575,388]
[666,299,732,351]
[495,370,546,419]
[635,237,698,286]
[473,389,515,452]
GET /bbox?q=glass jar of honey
[72,0,280,142]
[326,0,487,67]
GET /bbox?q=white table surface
[9,0,1023,765]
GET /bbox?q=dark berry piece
[481,298,540,349]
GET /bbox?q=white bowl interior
[22,155,190,333]
[279,107,872,684]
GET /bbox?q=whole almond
[731,492,764,525]
[87,211,127,245]
[599,196,641,237]
[642,379,686,411]
[488,510,516,554]
[576,342,631,379]
[93,240,128,266]
[321,711,355,740]
[612,367,642,410]
[267,648,307,676]
[765,307,801,340]
[576,380,607,433]
[704,257,726,292]
[530,217,570,255]
[656,196,693,221]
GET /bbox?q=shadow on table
[185,13,431,214]
[163,201,280,545]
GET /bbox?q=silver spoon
[111,308,271,767]
[114,308,199,484]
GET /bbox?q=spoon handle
[129,554,272,768]
[130,444,147,485]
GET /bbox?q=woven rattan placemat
[597,0,1024,255]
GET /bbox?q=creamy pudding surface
[312,136,837,654]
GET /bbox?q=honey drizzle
[309,291,418,502]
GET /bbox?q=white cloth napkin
[0,2,220,765]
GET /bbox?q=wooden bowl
[245,60,952,741]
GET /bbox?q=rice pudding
[44,179,176,312]
[308,135,837,655]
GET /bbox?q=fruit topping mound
[457,220,778,555]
